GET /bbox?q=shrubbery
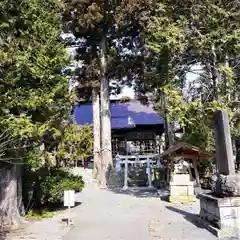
[40,168,84,204]
[25,209,54,220]
[23,167,84,212]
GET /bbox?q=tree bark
[0,165,24,228]
[160,90,173,149]
[92,88,102,183]
[100,36,112,187]
[211,44,220,101]
[224,54,231,102]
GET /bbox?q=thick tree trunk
[92,88,102,183]
[160,90,174,148]
[0,165,24,228]
[211,44,220,101]
[224,54,231,102]
[100,36,112,187]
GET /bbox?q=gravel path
[64,185,217,240]
[5,184,217,240]
[6,209,73,240]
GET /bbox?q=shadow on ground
[45,201,82,212]
[0,230,9,240]
[165,206,215,236]
[108,187,161,198]
[0,234,6,240]
[47,201,82,211]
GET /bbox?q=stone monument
[198,110,240,238]
[169,159,196,203]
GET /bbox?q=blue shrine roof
[74,100,164,129]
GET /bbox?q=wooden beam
[187,160,194,181]
[182,154,198,160]
[161,142,213,159]
[193,158,200,187]
[170,154,174,182]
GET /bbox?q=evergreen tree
[145,0,240,155]
[0,0,70,225]
[62,0,151,186]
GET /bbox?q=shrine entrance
[115,154,155,188]
[114,139,166,188]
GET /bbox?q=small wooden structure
[161,142,213,203]
[161,142,213,160]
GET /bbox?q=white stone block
[171,174,192,185]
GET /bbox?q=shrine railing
[115,154,159,168]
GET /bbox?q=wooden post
[193,158,200,187]
[135,154,139,167]
[187,160,193,181]
[147,156,153,188]
[166,156,172,184]
[123,156,128,189]
[169,155,174,182]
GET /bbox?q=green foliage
[145,0,239,86]
[144,0,240,90]
[22,123,91,207]
[145,0,239,156]
[24,147,43,170]
[24,168,84,218]
[147,0,240,55]
[0,0,70,143]
[0,0,74,174]
[57,124,93,162]
[155,85,231,151]
[62,0,152,97]
[25,209,54,220]
[23,167,84,207]
[40,168,84,204]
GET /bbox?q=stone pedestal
[169,174,196,203]
[198,193,240,238]
[107,169,124,188]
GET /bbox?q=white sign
[64,190,75,207]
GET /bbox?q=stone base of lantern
[198,193,240,238]
[169,174,196,203]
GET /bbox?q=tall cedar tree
[62,0,153,186]
[0,0,69,225]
